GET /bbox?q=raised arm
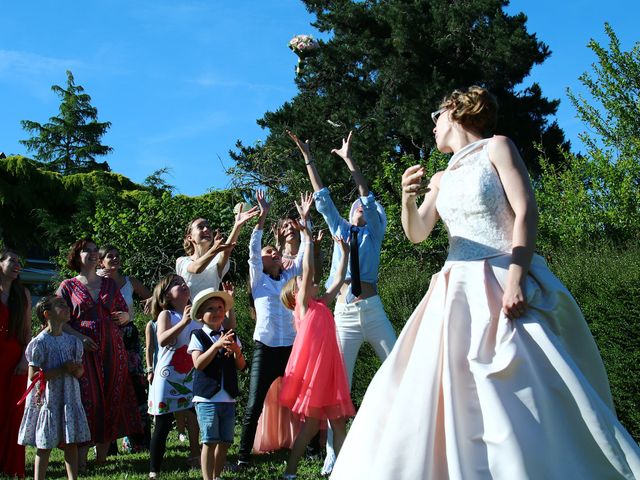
[288,130,324,192]
[217,204,260,277]
[401,166,443,243]
[331,131,368,197]
[487,136,538,319]
[294,192,315,317]
[321,236,349,305]
[185,231,235,275]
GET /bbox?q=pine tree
[230,0,568,202]
[20,71,112,174]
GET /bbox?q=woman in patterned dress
[57,238,142,469]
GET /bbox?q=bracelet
[145,367,153,374]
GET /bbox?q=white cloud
[0,50,81,77]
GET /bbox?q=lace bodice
[436,138,515,261]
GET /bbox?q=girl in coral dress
[279,193,355,479]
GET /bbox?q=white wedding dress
[331,139,640,479]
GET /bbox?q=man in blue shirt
[289,131,397,475]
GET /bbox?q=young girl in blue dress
[18,295,90,480]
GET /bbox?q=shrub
[550,243,640,440]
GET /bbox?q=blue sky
[1,1,637,196]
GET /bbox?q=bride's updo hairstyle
[440,86,498,136]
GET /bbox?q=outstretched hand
[255,189,270,216]
[334,235,349,255]
[234,203,260,227]
[331,130,354,162]
[210,230,236,255]
[313,229,325,247]
[221,281,234,298]
[287,130,312,160]
[294,192,314,223]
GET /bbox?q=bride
[330,86,640,479]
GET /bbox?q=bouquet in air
[289,34,319,74]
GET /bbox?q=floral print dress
[57,277,143,443]
[147,310,201,415]
[18,331,90,449]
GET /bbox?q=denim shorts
[195,402,236,444]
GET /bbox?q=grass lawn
[25,428,325,479]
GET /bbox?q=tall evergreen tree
[230,0,568,204]
[20,70,112,174]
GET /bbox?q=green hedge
[550,243,640,441]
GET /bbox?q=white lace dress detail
[436,138,515,261]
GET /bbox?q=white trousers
[323,295,397,473]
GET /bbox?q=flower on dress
[169,345,193,374]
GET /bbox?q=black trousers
[238,341,292,461]
[149,413,174,472]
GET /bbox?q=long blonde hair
[280,277,297,311]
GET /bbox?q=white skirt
[331,254,640,479]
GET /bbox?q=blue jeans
[195,402,235,444]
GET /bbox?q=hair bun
[440,86,498,135]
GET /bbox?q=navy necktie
[349,226,362,297]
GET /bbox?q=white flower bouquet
[289,34,319,74]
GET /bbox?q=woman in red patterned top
[57,238,142,469]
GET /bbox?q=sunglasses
[431,108,446,125]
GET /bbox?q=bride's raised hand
[401,165,429,198]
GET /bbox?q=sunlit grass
[25,427,325,479]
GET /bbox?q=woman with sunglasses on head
[57,238,142,471]
[0,247,31,478]
[330,86,640,479]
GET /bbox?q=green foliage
[567,23,640,158]
[550,244,640,441]
[230,0,567,203]
[0,155,139,255]
[536,24,640,254]
[535,148,640,253]
[20,70,112,174]
[86,188,246,287]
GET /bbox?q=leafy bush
[550,243,640,440]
